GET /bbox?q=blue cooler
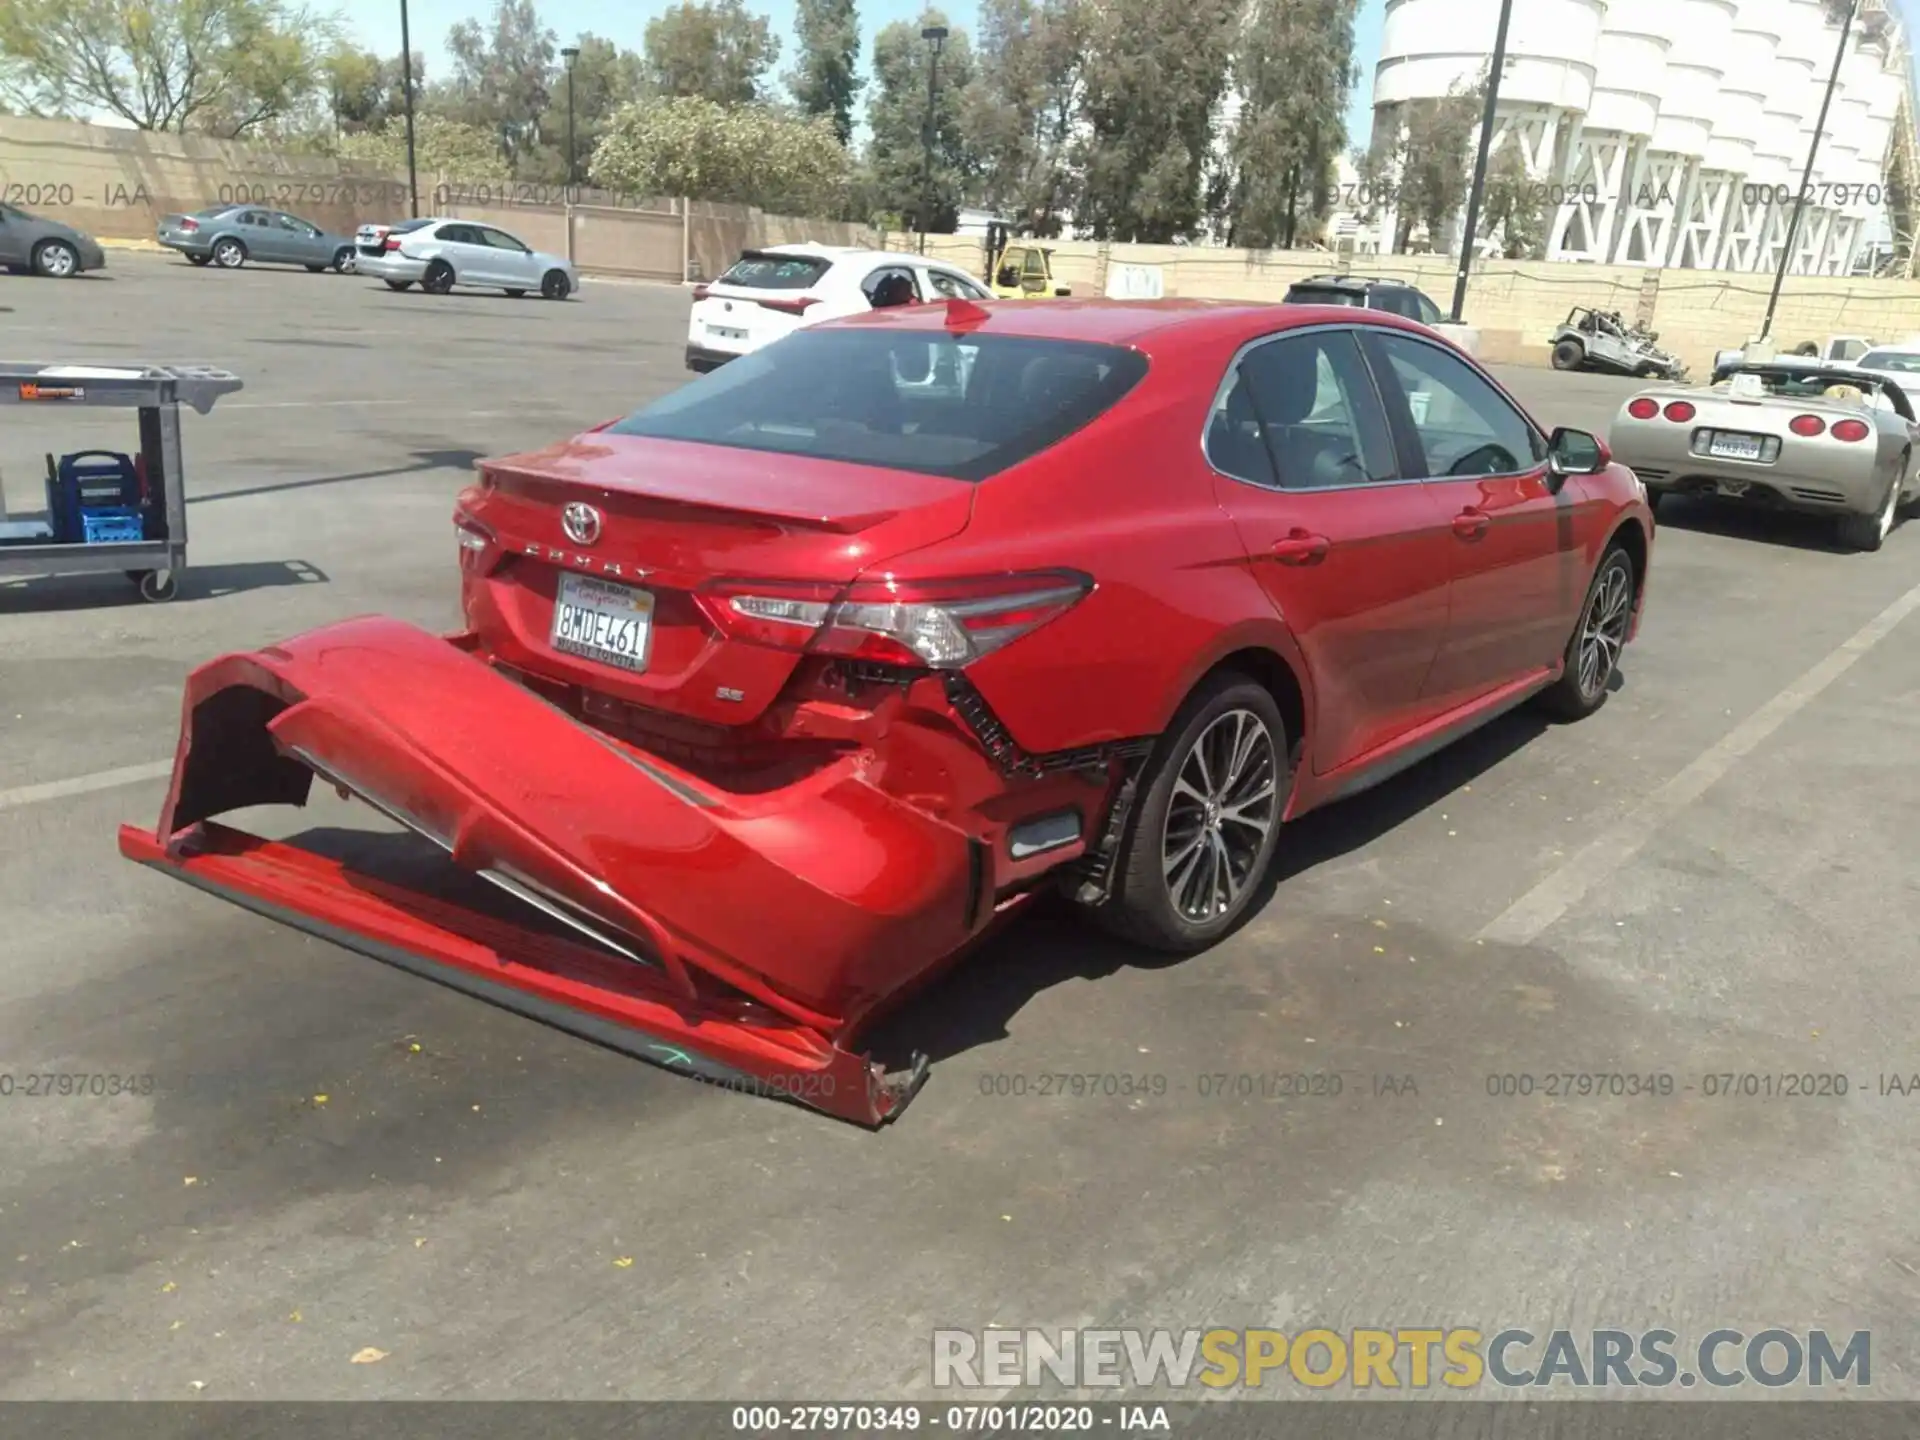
[47,451,143,544]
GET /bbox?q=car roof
[1288,274,1412,290]
[830,297,1447,356]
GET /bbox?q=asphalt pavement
[2,253,1918,1402]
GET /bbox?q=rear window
[1286,286,1362,308]
[389,219,432,234]
[717,252,832,290]
[608,329,1148,482]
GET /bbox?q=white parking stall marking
[1479,573,1920,947]
[0,759,175,814]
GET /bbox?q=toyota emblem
[562,502,603,546]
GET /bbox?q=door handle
[1451,508,1491,540]
[1272,530,1330,565]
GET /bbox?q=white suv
[685,244,994,371]
[355,218,579,300]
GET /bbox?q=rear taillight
[692,283,712,301]
[756,295,821,316]
[1627,397,1659,420]
[1789,414,1826,437]
[1831,418,1870,442]
[179,218,199,233]
[455,512,496,572]
[1662,401,1696,423]
[700,572,1093,668]
[384,235,403,252]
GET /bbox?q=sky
[337,0,1392,139]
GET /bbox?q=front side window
[1208,330,1398,490]
[608,330,1147,482]
[863,266,920,308]
[1369,331,1546,478]
[479,226,527,251]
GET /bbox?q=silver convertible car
[1610,362,1920,551]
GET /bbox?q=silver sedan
[1609,362,1920,552]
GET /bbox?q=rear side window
[718,253,831,290]
[608,330,1147,482]
[389,219,432,235]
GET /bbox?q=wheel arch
[1154,627,1313,782]
[1606,514,1650,603]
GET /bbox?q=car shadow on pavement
[188,449,485,505]
[0,558,329,613]
[865,704,1554,1072]
[1653,495,1851,552]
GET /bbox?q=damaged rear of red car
[119,311,1165,1127]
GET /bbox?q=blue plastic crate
[80,507,146,544]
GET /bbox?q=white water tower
[1614,0,1736,265]
[1549,0,1668,261]
[1373,0,1605,254]
[1686,0,1776,267]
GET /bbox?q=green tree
[0,0,333,136]
[336,112,510,181]
[643,0,780,106]
[1372,82,1480,252]
[1214,0,1358,248]
[1479,142,1549,259]
[963,0,1085,232]
[590,95,848,215]
[788,0,862,144]
[436,0,556,167]
[1070,0,1238,242]
[865,8,975,231]
[323,43,419,133]
[528,34,646,183]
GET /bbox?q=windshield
[608,329,1148,482]
[1858,350,1920,374]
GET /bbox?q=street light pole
[919,25,948,255]
[398,0,419,218]
[1450,0,1514,322]
[561,47,581,190]
[1760,0,1858,340]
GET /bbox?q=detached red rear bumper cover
[117,617,989,1126]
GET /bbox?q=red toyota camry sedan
[121,299,1653,1126]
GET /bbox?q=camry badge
[562,502,603,546]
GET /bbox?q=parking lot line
[1478,572,1920,947]
[0,759,173,814]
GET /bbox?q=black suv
[1283,274,1447,326]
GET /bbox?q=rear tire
[422,260,455,295]
[385,279,414,291]
[1551,338,1586,371]
[1092,675,1288,954]
[541,268,571,300]
[1837,461,1904,552]
[1538,545,1635,720]
[186,253,211,267]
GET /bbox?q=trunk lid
[459,433,974,724]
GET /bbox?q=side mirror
[1546,427,1609,492]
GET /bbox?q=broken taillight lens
[384,235,404,252]
[700,572,1093,668]
[454,512,496,573]
[817,572,1094,668]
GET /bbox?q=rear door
[1208,325,1452,774]
[1359,328,1582,709]
[237,209,279,260]
[434,223,493,284]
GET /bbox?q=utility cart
[0,363,242,602]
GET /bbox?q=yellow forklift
[983,222,1071,298]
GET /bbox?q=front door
[437,224,494,285]
[478,225,538,288]
[1359,329,1586,710]
[0,206,27,266]
[1208,326,1453,775]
